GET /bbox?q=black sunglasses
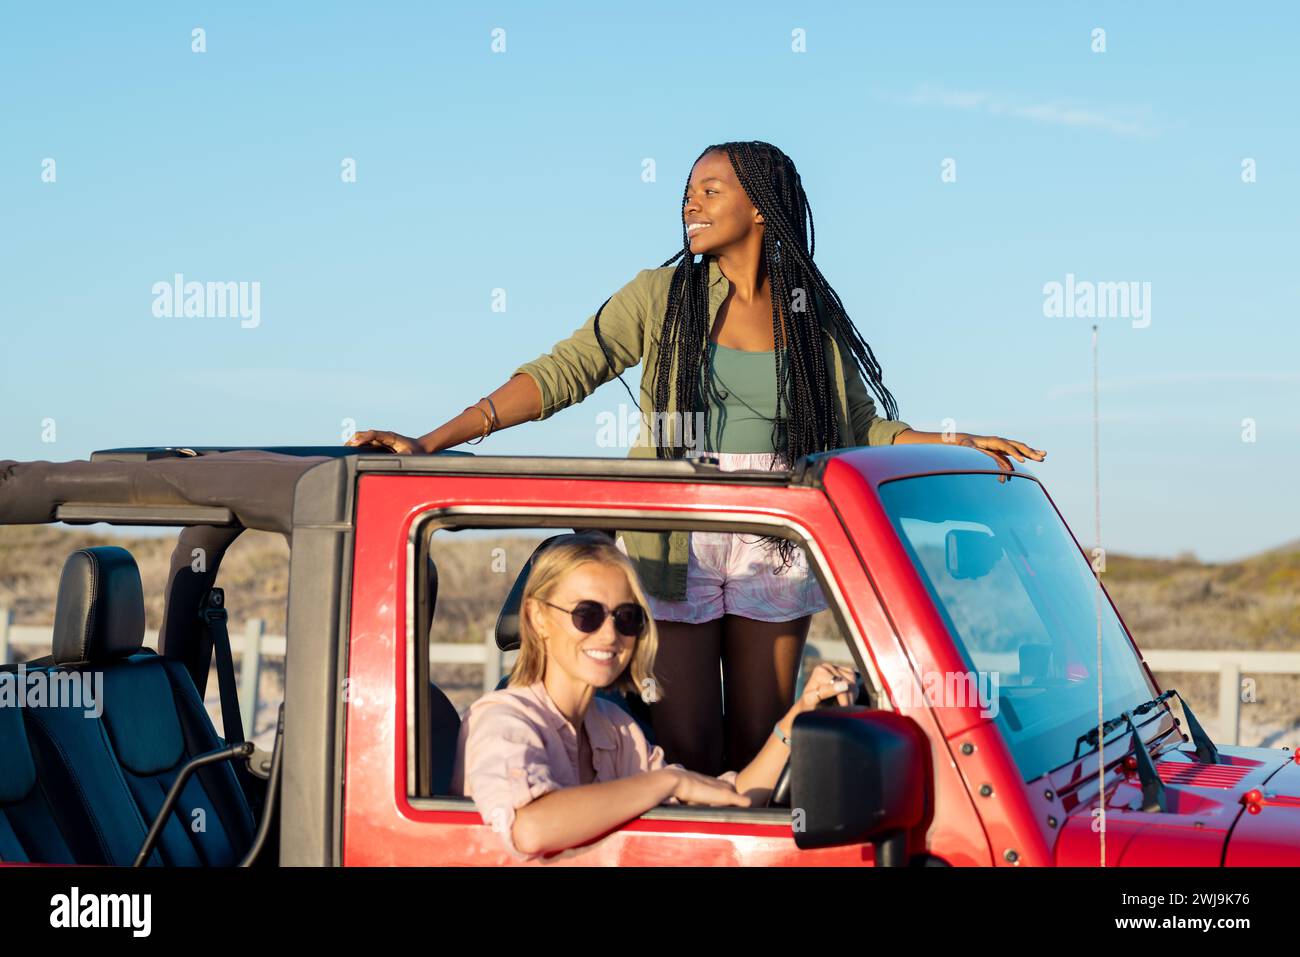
[538,599,647,638]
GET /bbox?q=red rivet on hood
[1243,788,1263,804]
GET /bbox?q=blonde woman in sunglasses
[450,533,856,862]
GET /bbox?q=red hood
[1222,749,1300,865]
[1055,744,1300,866]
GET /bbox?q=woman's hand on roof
[344,429,427,454]
[955,434,1045,481]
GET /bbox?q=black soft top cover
[0,450,335,533]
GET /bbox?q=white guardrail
[2,607,1296,746]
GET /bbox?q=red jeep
[1,444,1296,867]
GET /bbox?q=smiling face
[684,149,764,254]
[526,561,640,692]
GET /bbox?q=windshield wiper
[1070,689,1221,813]
[1072,689,1218,763]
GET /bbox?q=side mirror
[945,528,1002,579]
[789,709,930,865]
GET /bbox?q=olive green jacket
[513,255,911,601]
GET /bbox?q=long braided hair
[594,141,900,566]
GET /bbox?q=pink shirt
[450,680,739,862]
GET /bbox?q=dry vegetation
[1102,541,1300,746]
[0,524,289,635]
[2,526,1296,745]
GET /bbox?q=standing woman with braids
[348,141,1045,775]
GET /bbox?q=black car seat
[21,546,256,865]
[0,688,83,863]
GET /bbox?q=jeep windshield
[877,473,1157,783]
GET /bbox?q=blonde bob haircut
[510,533,660,698]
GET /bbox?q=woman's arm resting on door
[512,767,749,858]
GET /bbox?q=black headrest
[52,546,146,665]
[493,531,622,652]
[494,535,564,652]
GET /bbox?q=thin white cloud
[881,83,1160,138]
[1046,371,1300,400]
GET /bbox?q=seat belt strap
[199,588,246,746]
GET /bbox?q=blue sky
[2,1,1297,561]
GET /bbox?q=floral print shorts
[615,451,829,625]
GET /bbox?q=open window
[406,512,880,819]
[0,522,285,865]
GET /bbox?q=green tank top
[700,342,785,453]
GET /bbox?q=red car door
[340,466,988,866]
